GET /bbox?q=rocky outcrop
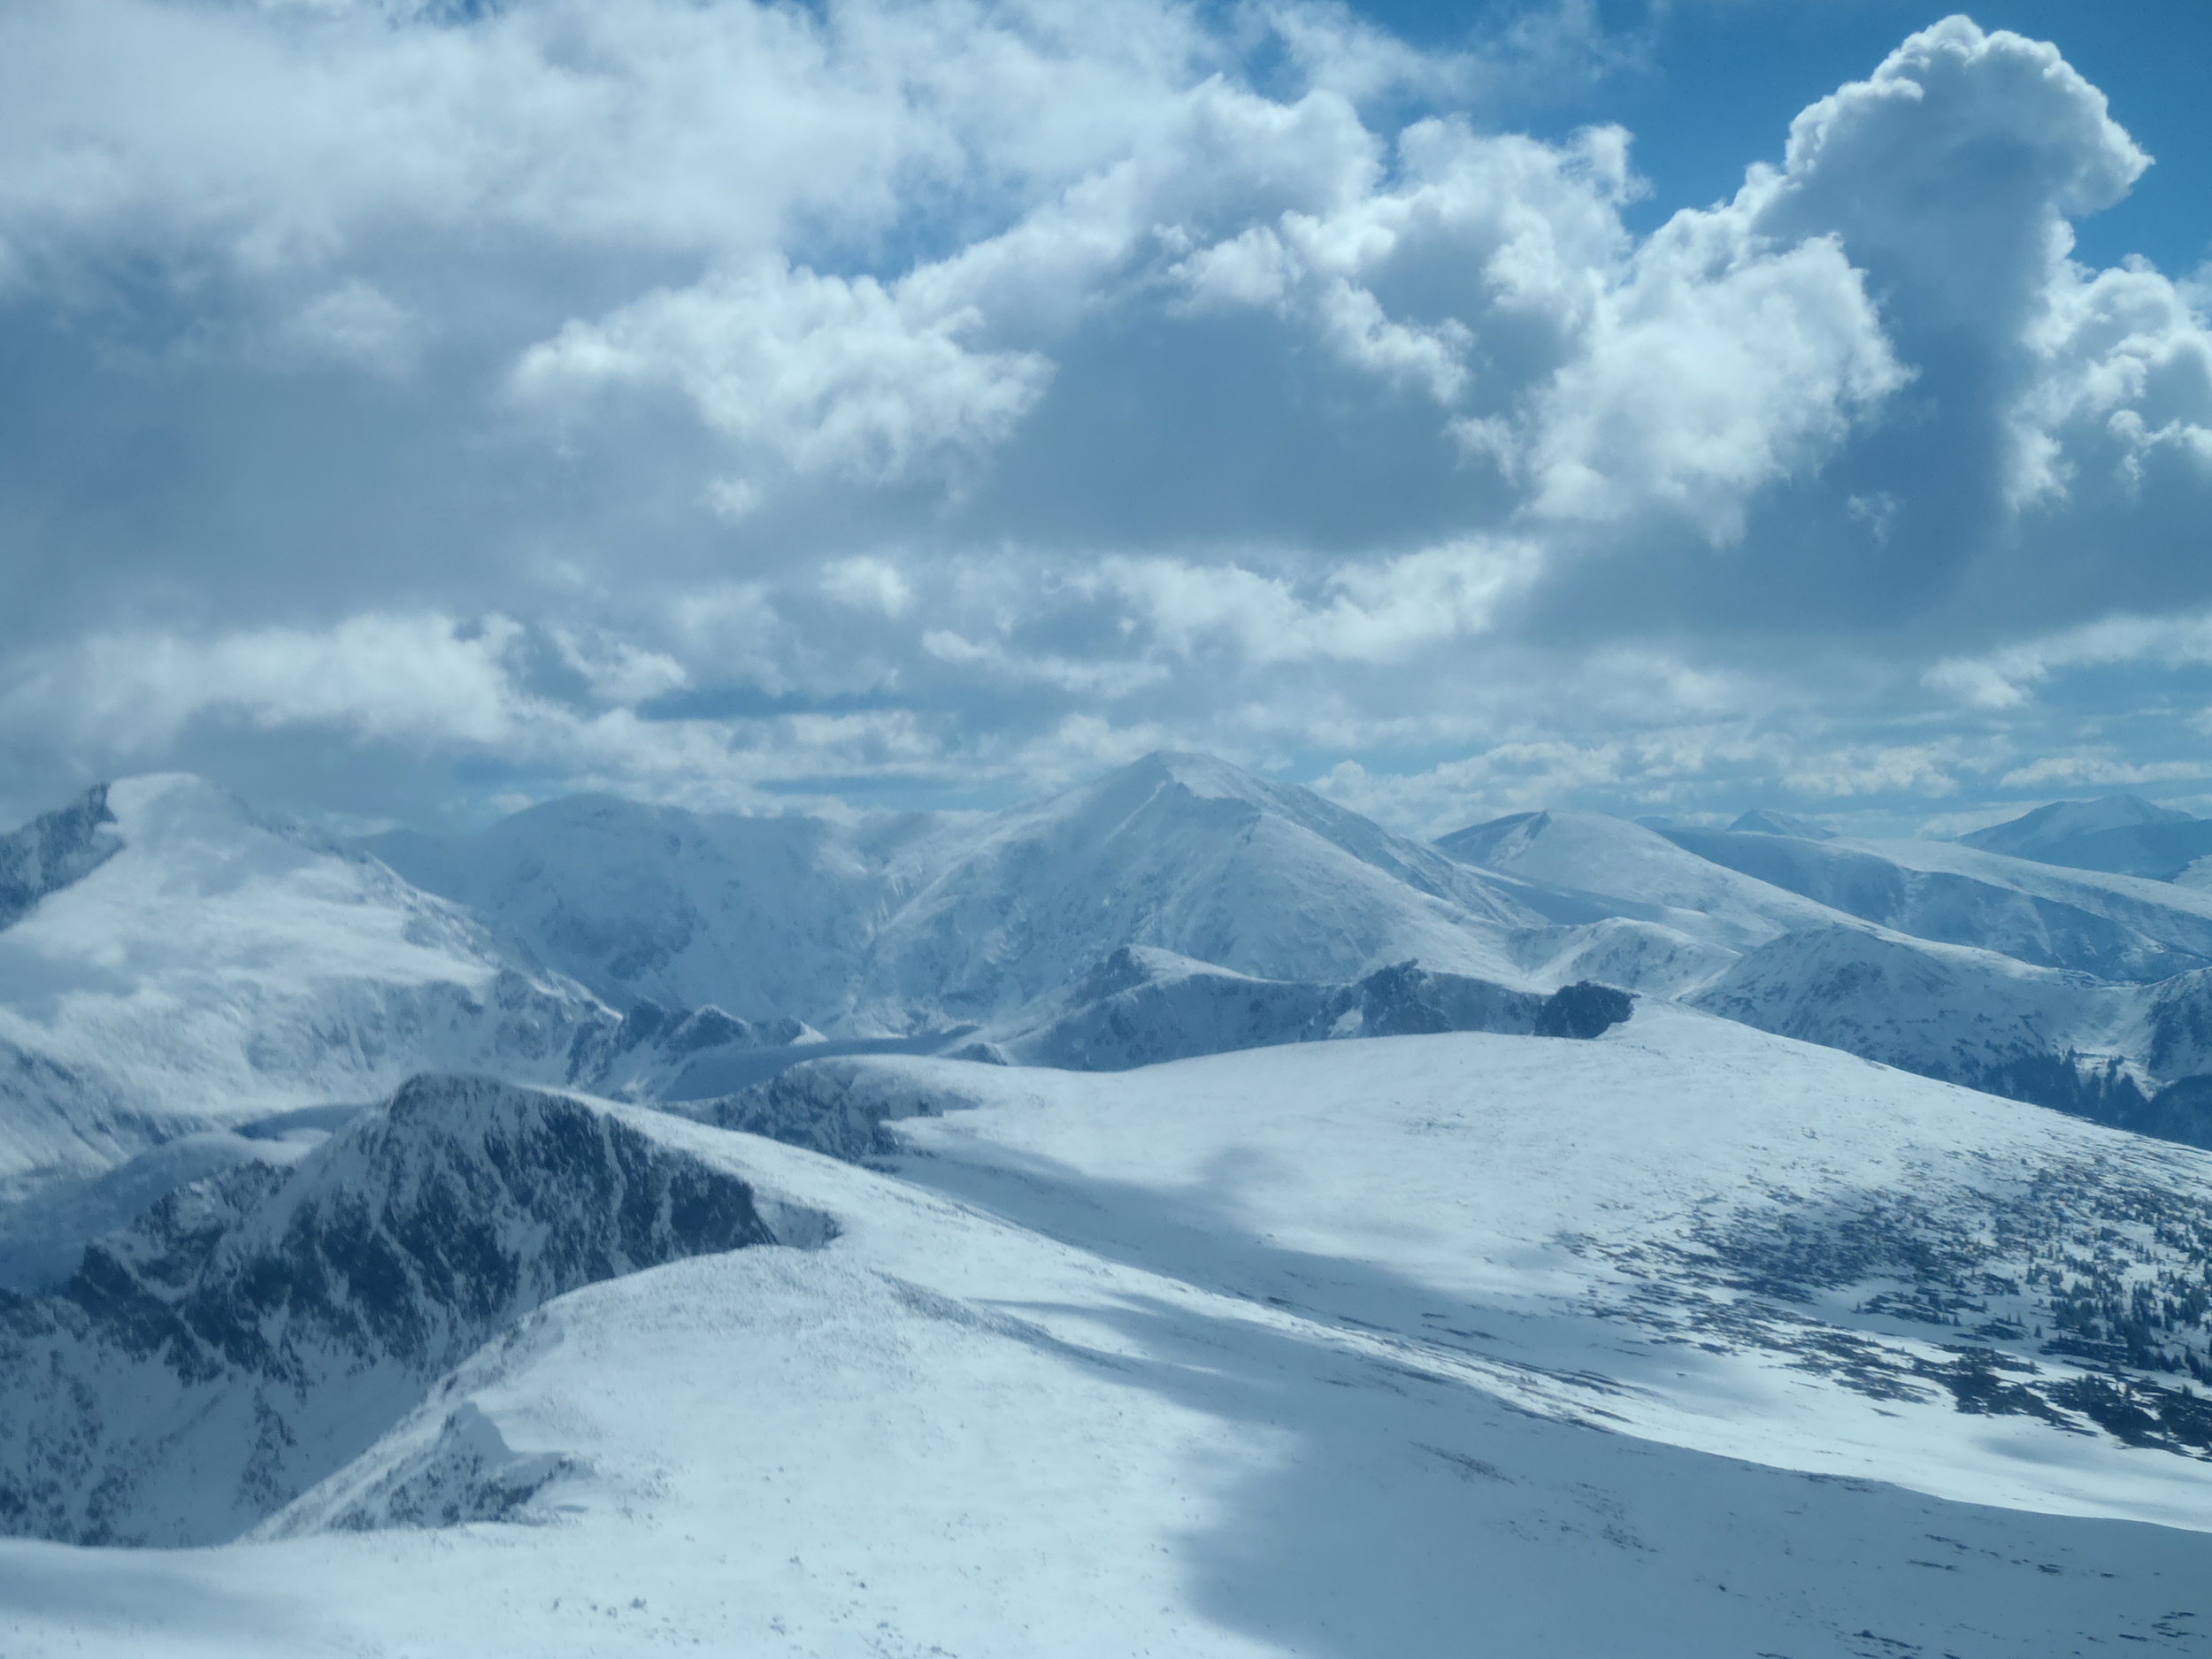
[0,784,120,932]
[566,999,825,1098]
[997,949,1632,1072]
[0,1076,804,1547]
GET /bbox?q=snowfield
[5,1015,2212,1655]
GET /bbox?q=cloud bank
[0,3,2207,833]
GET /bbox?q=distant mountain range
[8,761,2212,1230]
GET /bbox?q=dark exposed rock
[1565,1152,2212,1458]
[0,1076,806,1547]
[1535,981,1634,1040]
[0,785,121,933]
[565,998,823,1090]
[1003,949,1632,1073]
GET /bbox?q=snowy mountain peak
[104,770,268,834]
[0,774,621,1195]
[856,752,1544,1023]
[1433,810,1550,866]
[1117,749,1271,798]
[1047,750,1387,849]
[1727,808,1836,841]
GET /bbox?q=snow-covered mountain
[365,795,916,1022]
[15,759,2212,1200]
[1962,795,2212,881]
[0,784,122,931]
[1443,804,2212,980]
[1660,821,2212,979]
[1727,807,1835,840]
[0,1074,806,1546]
[851,752,1544,1025]
[375,752,1550,1036]
[11,1017,2212,1655]
[0,777,612,1201]
[1432,803,2212,1142]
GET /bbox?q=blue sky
[1328,6,2202,245]
[0,1,2207,838]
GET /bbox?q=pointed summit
[1727,809,1836,841]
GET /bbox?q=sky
[0,0,2208,839]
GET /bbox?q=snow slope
[1439,808,1839,954]
[1444,806,2212,981]
[0,777,611,1197]
[9,1022,2212,1655]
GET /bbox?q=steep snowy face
[1663,826,2212,980]
[0,1076,796,1547]
[0,777,613,1194]
[366,795,900,1019]
[1962,795,2212,881]
[855,753,1544,1026]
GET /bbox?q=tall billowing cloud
[0,4,2205,832]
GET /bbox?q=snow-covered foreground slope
[0,777,612,1200]
[8,1022,2212,1655]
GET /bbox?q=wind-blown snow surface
[7,1019,2212,1655]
